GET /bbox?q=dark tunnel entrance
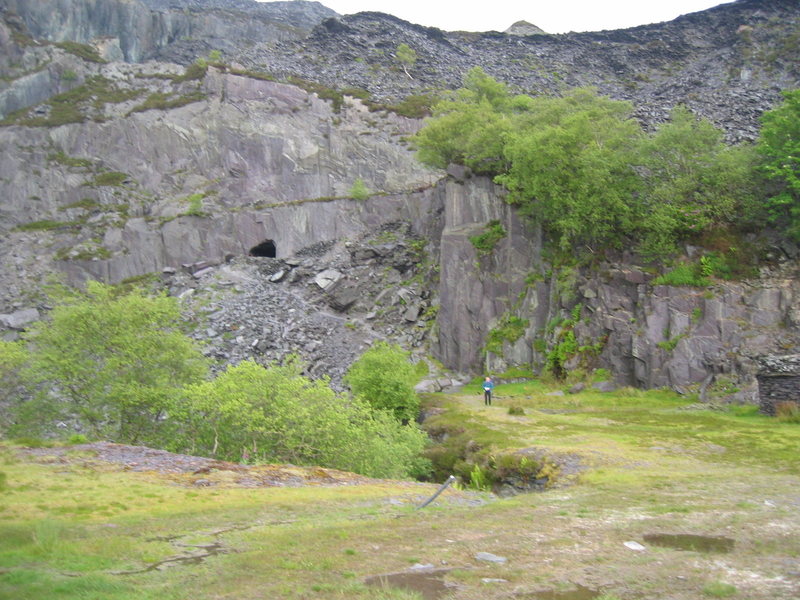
[249,239,276,258]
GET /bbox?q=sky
[312,0,734,34]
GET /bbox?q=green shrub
[485,314,528,355]
[22,281,208,444]
[468,463,491,491]
[172,359,427,478]
[348,178,370,201]
[413,69,769,259]
[180,61,208,81]
[508,405,525,416]
[183,192,207,217]
[67,434,88,445]
[651,263,709,287]
[345,342,419,423]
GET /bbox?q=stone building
[756,354,800,415]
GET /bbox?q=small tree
[758,89,800,240]
[0,340,28,434]
[349,177,369,200]
[395,43,417,79]
[345,342,419,423]
[24,282,207,443]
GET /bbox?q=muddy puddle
[364,568,456,600]
[643,533,734,553]
[523,584,601,599]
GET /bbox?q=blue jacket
[482,380,494,391]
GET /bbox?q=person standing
[482,376,494,406]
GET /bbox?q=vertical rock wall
[431,173,800,400]
[434,173,542,373]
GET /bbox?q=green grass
[2,384,798,599]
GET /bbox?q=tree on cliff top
[413,68,766,258]
[758,89,800,240]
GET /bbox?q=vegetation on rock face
[0,76,141,127]
[348,177,370,201]
[469,219,506,254]
[54,41,106,64]
[485,314,528,356]
[128,91,207,115]
[413,68,794,259]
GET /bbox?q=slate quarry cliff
[1,0,799,397]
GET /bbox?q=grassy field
[1,383,798,599]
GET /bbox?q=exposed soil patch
[18,442,375,488]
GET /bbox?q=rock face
[429,172,800,399]
[1,0,335,62]
[1,0,799,402]
[3,0,799,139]
[251,0,799,142]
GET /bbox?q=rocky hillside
[0,0,799,398]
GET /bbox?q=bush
[507,405,525,416]
[345,342,419,423]
[171,359,427,478]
